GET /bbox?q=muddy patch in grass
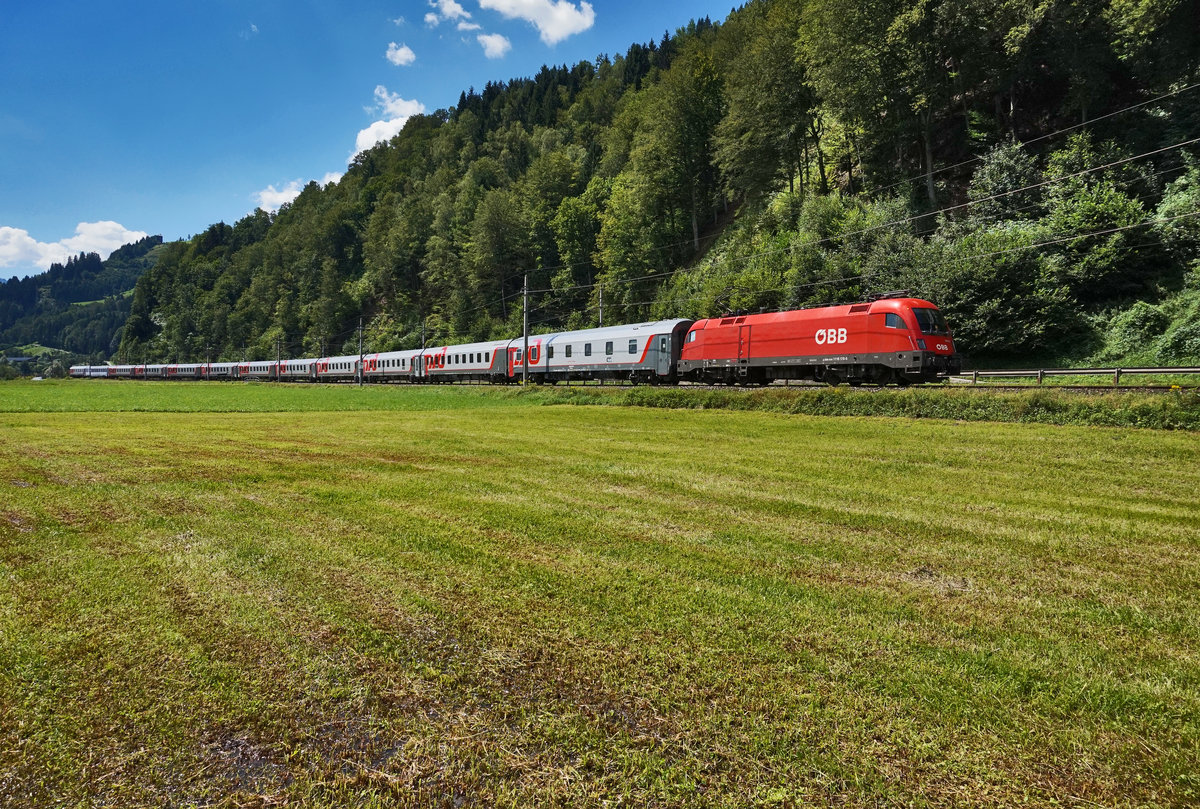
[903,564,973,596]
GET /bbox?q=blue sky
[1,0,732,281]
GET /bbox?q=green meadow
[1,382,1198,807]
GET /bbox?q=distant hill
[0,235,163,359]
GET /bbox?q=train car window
[885,313,906,329]
[485,352,490,363]
[628,339,637,354]
[584,344,592,357]
[605,341,613,356]
[565,345,572,358]
[547,347,554,359]
[912,307,950,335]
[660,337,667,352]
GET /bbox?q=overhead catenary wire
[520,136,1200,305]
[227,112,1200,357]
[489,82,1200,295]
[863,81,1200,199]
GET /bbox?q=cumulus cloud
[355,86,426,155]
[255,181,304,212]
[457,21,482,31]
[425,0,471,26]
[386,42,416,66]
[477,32,512,58]
[479,0,595,45]
[255,174,344,212]
[0,221,149,274]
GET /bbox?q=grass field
[4,379,1200,431]
[1,383,1198,807]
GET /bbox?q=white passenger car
[314,355,359,383]
[362,348,425,382]
[422,339,511,383]
[506,319,693,383]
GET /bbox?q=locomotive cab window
[912,307,950,335]
[885,313,906,329]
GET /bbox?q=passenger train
[72,296,960,387]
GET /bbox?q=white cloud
[354,86,426,155]
[477,32,512,58]
[0,221,149,273]
[255,174,343,213]
[386,42,416,66]
[255,181,304,212]
[425,0,471,26]
[374,85,425,119]
[392,15,406,25]
[479,0,595,45]
[457,21,482,31]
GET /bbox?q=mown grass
[1,398,1197,807]
[0,379,531,413]
[4,379,1200,431]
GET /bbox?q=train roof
[537,318,693,344]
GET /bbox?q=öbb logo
[814,328,847,345]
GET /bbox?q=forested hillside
[0,236,163,358]
[119,0,1200,366]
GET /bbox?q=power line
[867,81,1200,199]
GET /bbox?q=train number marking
[814,328,847,345]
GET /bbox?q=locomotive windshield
[912,307,950,336]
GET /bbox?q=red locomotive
[678,294,959,385]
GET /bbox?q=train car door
[737,324,752,376]
[656,335,672,376]
[738,325,752,360]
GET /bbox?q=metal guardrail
[954,367,1200,385]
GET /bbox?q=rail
[954,367,1200,385]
